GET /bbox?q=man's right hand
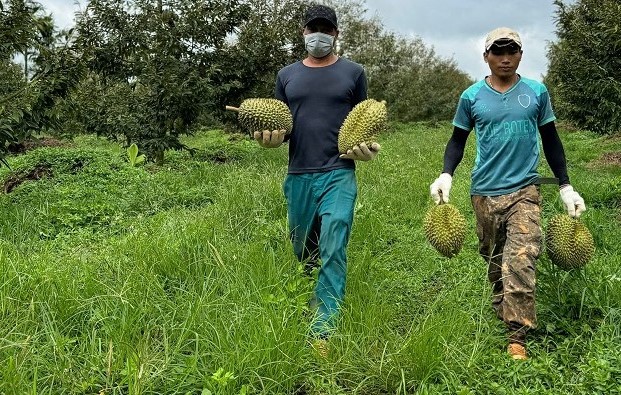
[254,130,286,148]
[559,185,586,218]
[430,173,453,204]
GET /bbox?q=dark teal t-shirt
[276,58,367,174]
[453,76,556,196]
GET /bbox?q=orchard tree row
[0,0,618,164]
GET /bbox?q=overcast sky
[39,0,565,81]
[364,0,567,81]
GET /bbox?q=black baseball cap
[304,4,338,29]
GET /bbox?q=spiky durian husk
[338,99,387,153]
[546,214,594,270]
[423,204,467,258]
[237,98,292,135]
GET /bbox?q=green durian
[545,214,594,270]
[338,99,387,153]
[424,203,467,258]
[226,98,292,135]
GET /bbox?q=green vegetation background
[0,122,619,394]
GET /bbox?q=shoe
[312,338,329,359]
[508,343,527,360]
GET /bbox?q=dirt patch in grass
[603,132,621,141]
[587,151,621,169]
[7,138,67,154]
[597,151,621,167]
[601,151,621,165]
[3,164,53,193]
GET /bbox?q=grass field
[0,122,620,394]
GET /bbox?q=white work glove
[254,130,286,148]
[559,185,586,218]
[339,142,381,161]
[430,173,452,204]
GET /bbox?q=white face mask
[304,32,334,58]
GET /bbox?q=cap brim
[304,17,337,28]
[486,39,521,51]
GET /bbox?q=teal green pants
[283,168,357,338]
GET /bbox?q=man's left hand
[339,142,381,161]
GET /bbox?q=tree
[0,60,23,163]
[0,0,81,155]
[546,0,621,134]
[0,0,54,78]
[72,0,249,163]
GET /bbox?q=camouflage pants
[471,185,542,340]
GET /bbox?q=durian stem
[438,190,446,205]
[225,106,240,112]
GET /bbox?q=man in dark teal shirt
[253,4,381,356]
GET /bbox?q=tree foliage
[0,60,23,162]
[72,0,249,163]
[0,0,54,77]
[325,0,472,121]
[0,0,80,161]
[1,0,480,166]
[0,0,50,160]
[546,0,621,134]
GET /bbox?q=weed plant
[0,126,619,393]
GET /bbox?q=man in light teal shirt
[452,73,556,196]
[429,27,586,360]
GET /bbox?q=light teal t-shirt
[453,76,556,196]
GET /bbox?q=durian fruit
[423,202,467,258]
[338,99,387,154]
[226,98,292,135]
[545,214,594,270]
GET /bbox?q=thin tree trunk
[23,50,28,79]
[155,149,165,165]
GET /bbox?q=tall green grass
[0,125,619,394]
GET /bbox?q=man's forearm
[539,122,570,186]
[442,126,469,175]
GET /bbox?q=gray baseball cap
[485,27,522,51]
